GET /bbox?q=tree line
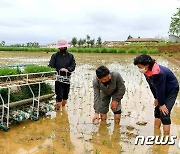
[0,41,40,47]
[169,7,180,37]
[71,35,102,47]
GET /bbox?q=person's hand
[111,100,118,111]
[60,68,68,72]
[159,104,169,115]
[154,99,158,107]
[92,113,99,125]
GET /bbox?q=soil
[162,52,180,67]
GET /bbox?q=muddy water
[0,51,180,154]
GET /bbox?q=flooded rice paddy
[0,51,180,154]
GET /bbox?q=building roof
[169,34,180,39]
[125,38,162,42]
[103,41,125,45]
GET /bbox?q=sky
[0,0,179,45]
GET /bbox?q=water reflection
[152,129,170,154]
[0,106,73,153]
[92,122,122,154]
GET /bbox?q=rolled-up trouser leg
[112,101,121,114]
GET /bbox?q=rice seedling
[148,48,158,54]
[24,65,54,73]
[101,48,108,53]
[138,48,148,54]
[117,48,126,53]
[127,48,137,53]
[0,68,20,76]
[107,48,117,53]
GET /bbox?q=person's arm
[145,77,157,99]
[93,79,101,113]
[111,73,125,102]
[153,74,166,106]
[67,54,76,72]
[49,54,56,68]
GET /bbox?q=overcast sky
[0,0,179,45]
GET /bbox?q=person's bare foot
[62,100,67,106]
[56,102,62,110]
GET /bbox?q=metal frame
[0,71,57,84]
[0,71,57,130]
[56,71,72,84]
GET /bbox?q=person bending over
[92,66,125,125]
[134,54,179,135]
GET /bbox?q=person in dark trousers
[92,66,125,125]
[134,54,179,135]
[49,39,76,110]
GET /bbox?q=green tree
[33,42,39,47]
[127,35,133,40]
[77,38,83,47]
[96,36,102,47]
[1,41,5,46]
[86,35,91,47]
[71,37,77,47]
[169,7,180,37]
[82,39,86,46]
[89,39,95,47]
[27,42,33,47]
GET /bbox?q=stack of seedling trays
[0,65,57,131]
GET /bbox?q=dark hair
[133,54,155,70]
[96,66,110,79]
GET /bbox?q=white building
[169,35,180,43]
